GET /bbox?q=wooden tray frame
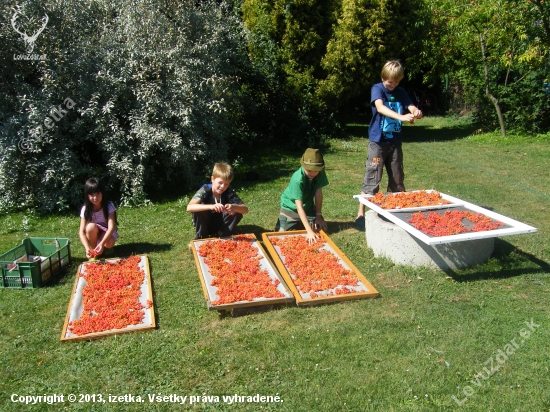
[261,230,379,306]
[60,255,156,342]
[354,191,537,245]
[190,234,294,311]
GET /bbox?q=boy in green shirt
[275,148,329,244]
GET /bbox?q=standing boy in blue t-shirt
[356,60,422,227]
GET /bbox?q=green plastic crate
[0,238,71,289]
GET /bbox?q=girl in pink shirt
[79,178,118,259]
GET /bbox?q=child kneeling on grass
[79,177,118,259]
[275,148,328,244]
[187,162,249,239]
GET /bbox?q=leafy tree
[242,0,341,142]
[0,0,262,212]
[320,0,426,107]
[243,0,426,131]
[425,0,549,135]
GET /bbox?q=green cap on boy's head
[300,148,324,172]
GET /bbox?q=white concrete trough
[354,191,537,270]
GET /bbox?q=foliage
[242,0,426,131]
[320,0,426,105]
[2,0,549,214]
[0,0,264,212]
[423,0,550,133]
[499,70,550,134]
[242,0,341,143]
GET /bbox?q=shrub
[0,0,260,212]
[499,70,550,134]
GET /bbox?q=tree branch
[473,22,506,136]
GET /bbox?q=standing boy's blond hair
[381,60,405,82]
[212,162,234,181]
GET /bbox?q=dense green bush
[424,0,550,135]
[0,0,266,212]
[456,68,550,134]
[242,0,426,133]
[242,0,341,143]
[319,0,426,106]
[499,70,550,134]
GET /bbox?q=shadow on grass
[42,262,79,287]
[326,220,357,234]
[230,149,305,190]
[219,302,295,318]
[343,123,369,139]
[147,257,160,331]
[114,242,172,256]
[447,238,550,282]
[238,221,359,238]
[237,224,276,239]
[407,123,479,143]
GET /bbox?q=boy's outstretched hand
[408,108,423,124]
[305,231,319,245]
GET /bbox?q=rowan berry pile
[370,190,451,209]
[408,210,504,237]
[68,256,148,336]
[198,235,285,305]
[87,249,100,258]
[271,235,359,299]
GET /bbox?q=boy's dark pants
[192,211,243,239]
[361,141,405,195]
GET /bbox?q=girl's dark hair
[83,178,118,224]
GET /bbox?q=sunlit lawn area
[0,117,549,411]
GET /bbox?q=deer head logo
[11,5,48,54]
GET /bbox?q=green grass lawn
[0,117,549,411]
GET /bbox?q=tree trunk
[477,28,506,136]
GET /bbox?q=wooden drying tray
[60,255,155,342]
[261,230,379,306]
[190,234,294,311]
